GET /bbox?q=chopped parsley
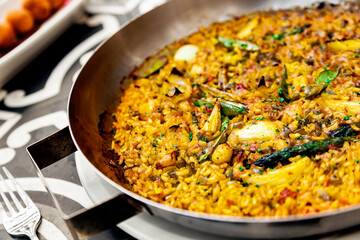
[188,132,193,140]
[272,33,285,40]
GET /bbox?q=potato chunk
[174,44,198,62]
[212,143,233,165]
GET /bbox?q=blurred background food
[0,22,17,49]
[0,0,64,51]
[6,9,35,34]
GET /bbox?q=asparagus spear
[134,52,169,78]
[252,122,360,168]
[271,24,311,40]
[217,36,259,51]
[252,137,350,168]
[279,65,291,102]
[305,68,339,99]
[328,123,360,138]
[193,99,247,116]
[199,84,240,102]
[288,24,311,35]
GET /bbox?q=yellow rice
[111,3,360,217]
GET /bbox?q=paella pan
[28,0,360,238]
[110,0,360,218]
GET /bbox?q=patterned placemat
[0,1,164,239]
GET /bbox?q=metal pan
[27,0,360,239]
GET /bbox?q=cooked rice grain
[111,3,360,217]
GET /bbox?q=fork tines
[0,167,41,240]
[0,167,29,215]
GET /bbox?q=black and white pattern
[2,0,360,239]
[0,1,164,239]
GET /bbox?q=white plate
[0,0,84,88]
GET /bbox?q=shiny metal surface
[51,0,360,238]
[27,127,146,240]
[0,167,41,240]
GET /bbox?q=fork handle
[29,233,39,240]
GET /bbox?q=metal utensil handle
[27,127,145,240]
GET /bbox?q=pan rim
[67,0,360,224]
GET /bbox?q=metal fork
[0,167,41,240]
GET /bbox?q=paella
[110,2,360,217]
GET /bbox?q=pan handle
[27,127,148,240]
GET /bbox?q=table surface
[1,0,360,239]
